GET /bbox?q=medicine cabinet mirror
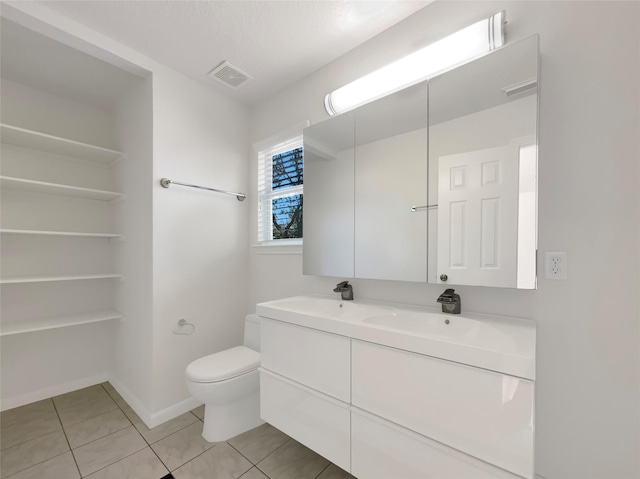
[303,35,539,289]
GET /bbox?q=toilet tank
[244,314,261,352]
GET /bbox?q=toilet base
[202,389,264,442]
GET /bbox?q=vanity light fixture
[324,11,506,116]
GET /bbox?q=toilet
[186,314,263,442]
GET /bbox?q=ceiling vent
[208,61,253,88]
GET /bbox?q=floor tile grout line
[55,405,121,430]
[249,437,293,467]
[253,463,272,479]
[166,441,221,473]
[100,383,144,434]
[314,463,332,479]
[139,418,202,447]
[76,443,148,478]
[237,465,263,479]
[100,383,135,426]
[147,443,172,475]
[138,415,213,472]
[64,409,131,445]
[66,422,142,451]
[51,397,83,479]
[226,441,257,466]
[2,450,71,479]
[0,400,62,452]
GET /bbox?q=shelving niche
[1,124,125,335]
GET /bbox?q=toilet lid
[186,346,261,383]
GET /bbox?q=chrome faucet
[437,288,461,314]
[333,281,354,300]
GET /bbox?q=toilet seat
[186,346,260,383]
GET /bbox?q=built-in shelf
[0,123,123,165]
[0,176,123,201]
[0,274,123,284]
[0,229,121,238]
[0,310,123,336]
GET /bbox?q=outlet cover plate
[545,251,567,280]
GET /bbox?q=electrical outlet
[545,252,567,280]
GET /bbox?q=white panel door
[437,145,518,287]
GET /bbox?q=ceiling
[36,0,432,106]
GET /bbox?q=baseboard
[107,376,201,429]
[1,372,109,411]
[106,375,153,427]
[1,371,201,431]
[147,395,202,429]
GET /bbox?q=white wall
[249,2,640,479]
[113,76,154,410]
[151,70,250,416]
[0,79,117,148]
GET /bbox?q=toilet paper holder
[173,319,195,335]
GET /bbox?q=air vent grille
[208,61,253,88]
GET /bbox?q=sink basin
[364,312,478,336]
[363,311,516,351]
[256,294,535,379]
[257,295,394,322]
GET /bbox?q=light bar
[324,11,506,116]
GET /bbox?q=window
[257,133,304,243]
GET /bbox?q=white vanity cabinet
[259,318,351,471]
[258,304,535,479]
[351,340,533,479]
[351,408,519,479]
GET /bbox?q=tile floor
[0,383,354,479]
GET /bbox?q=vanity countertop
[256,294,536,380]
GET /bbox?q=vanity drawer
[352,340,534,479]
[260,369,350,472]
[260,318,350,402]
[351,408,522,479]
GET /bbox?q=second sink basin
[363,311,516,352]
[364,312,473,336]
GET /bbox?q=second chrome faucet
[333,281,354,300]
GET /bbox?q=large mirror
[303,35,538,289]
[354,83,428,281]
[428,35,538,288]
[303,110,355,277]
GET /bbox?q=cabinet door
[352,408,521,479]
[260,369,350,472]
[352,340,534,479]
[261,318,350,402]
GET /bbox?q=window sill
[252,241,302,255]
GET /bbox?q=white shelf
[0,229,121,238]
[0,274,123,284]
[0,310,123,336]
[0,123,123,165]
[1,176,122,201]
